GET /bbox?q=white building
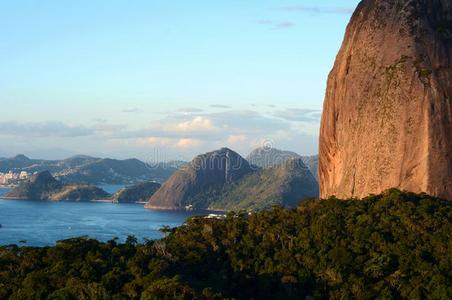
[0,174,6,185]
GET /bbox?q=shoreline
[145,204,227,213]
[0,196,27,200]
[90,199,114,203]
[0,197,228,212]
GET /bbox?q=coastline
[145,204,227,213]
[1,197,152,205]
[0,196,27,200]
[1,197,114,203]
[1,197,227,212]
[144,205,184,211]
[90,199,114,203]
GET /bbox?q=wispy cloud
[122,108,142,113]
[257,19,296,29]
[273,109,322,122]
[209,104,231,109]
[0,108,322,160]
[110,110,289,141]
[274,21,296,29]
[176,107,204,113]
[257,19,274,25]
[0,121,94,138]
[276,5,354,15]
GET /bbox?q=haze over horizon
[0,0,360,161]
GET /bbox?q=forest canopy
[0,189,450,299]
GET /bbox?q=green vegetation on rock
[246,147,319,182]
[50,185,110,201]
[208,158,319,211]
[112,181,161,203]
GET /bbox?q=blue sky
[0,0,360,161]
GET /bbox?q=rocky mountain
[4,171,63,200]
[247,147,301,168]
[146,148,254,209]
[146,148,319,211]
[112,181,161,203]
[247,147,319,182]
[301,155,319,181]
[4,171,109,201]
[319,0,452,200]
[0,155,181,184]
[209,158,319,211]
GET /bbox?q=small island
[3,171,110,201]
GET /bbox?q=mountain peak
[13,154,30,162]
[146,148,253,209]
[247,147,301,169]
[5,170,63,200]
[30,171,57,184]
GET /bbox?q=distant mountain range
[146,148,319,211]
[1,148,319,210]
[0,155,184,185]
[4,171,162,203]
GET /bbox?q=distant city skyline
[0,0,360,161]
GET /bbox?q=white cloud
[135,137,172,146]
[227,135,247,144]
[1,108,321,160]
[0,121,94,138]
[175,138,202,148]
[173,116,217,132]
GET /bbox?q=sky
[0,0,360,162]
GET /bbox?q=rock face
[146,148,253,209]
[319,0,452,200]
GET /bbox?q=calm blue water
[0,187,209,246]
